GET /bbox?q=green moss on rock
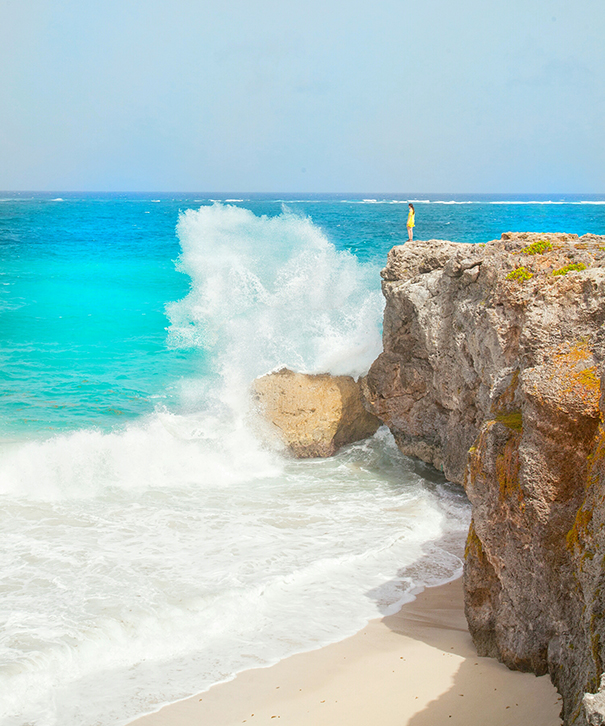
[496,432,523,503]
[495,411,523,431]
[566,506,594,552]
[465,521,485,560]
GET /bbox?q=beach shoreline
[128,577,562,726]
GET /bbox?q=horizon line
[1,190,605,197]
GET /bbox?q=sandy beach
[128,578,562,726]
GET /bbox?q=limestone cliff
[363,233,605,725]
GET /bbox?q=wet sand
[128,578,562,726]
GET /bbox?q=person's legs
[407,226,413,241]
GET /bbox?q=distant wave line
[340,199,605,206]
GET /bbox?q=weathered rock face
[252,368,381,458]
[363,234,605,725]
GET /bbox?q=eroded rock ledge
[363,233,605,726]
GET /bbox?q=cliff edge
[363,233,605,725]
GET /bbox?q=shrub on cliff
[506,266,533,282]
[552,262,587,276]
[522,239,553,255]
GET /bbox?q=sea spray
[167,204,383,383]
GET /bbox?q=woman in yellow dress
[407,203,415,241]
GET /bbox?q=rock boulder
[252,368,381,458]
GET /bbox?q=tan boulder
[251,368,381,458]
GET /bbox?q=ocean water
[0,192,603,726]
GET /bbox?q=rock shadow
[367,568,562,725]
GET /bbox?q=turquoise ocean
[1,193,604,725]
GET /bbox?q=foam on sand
[128,579,562,726]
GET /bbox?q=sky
[0,0,603,193]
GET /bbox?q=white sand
[128,578,562,726]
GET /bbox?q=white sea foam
[423,199,605,205]
[488,200,565,205]
[0,426,469,726]
[166,203,383,383]
[0,412,280,501]
[488,200,603,205]
[341,199,605,205]
[341,199,428,205]
[0,204,470,726]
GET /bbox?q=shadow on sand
[366,547,562,725]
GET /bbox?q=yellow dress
[407,210,415,228]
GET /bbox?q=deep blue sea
[1,192,603,726]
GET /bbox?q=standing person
[407,203,415,241]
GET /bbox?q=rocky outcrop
[363,234,605,725]
[252,368,381,458]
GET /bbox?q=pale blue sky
[0,0,603,192]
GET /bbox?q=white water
[342,198,605,205]
[0,205,470,726]
[167,204,383,380]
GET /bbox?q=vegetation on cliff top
[522,239,553,255]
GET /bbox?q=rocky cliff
[363,233,605,725]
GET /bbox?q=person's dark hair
[408,203,415,212]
